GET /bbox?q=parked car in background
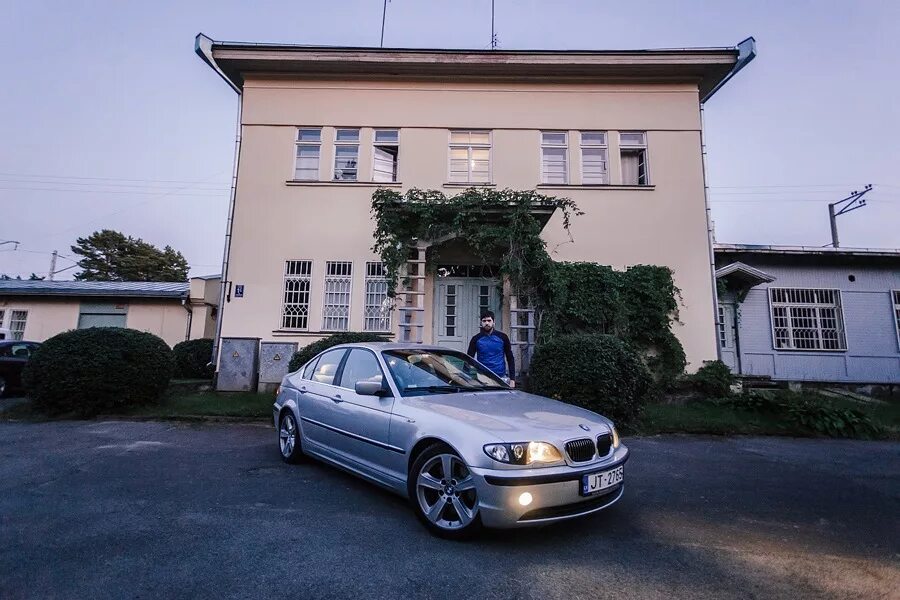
[0,341,40,396]
[273,342,628,538]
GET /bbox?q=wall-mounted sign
[234,284,244,298]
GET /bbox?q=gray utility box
[259,342,298,393]
[217,338,260,392]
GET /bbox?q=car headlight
[611,426,620,449]
[483,442,563,465]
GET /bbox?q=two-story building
[195,34,755,381]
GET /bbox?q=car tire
[408,443,483,540]
[278,410,304,464]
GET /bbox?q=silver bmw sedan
[273,342,628,539]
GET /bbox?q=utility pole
[380,0,389,47]
[828,185,872,247]
[49,250,58,281]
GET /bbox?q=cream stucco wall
[219,77,718,370]
[0,296,192,348]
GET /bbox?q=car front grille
[596,433,613,457]
[565,438,595,462]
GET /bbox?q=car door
[328,348,397,475]
[296,348,348,452]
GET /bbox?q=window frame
[448,130,492,184]
[372,129,400,183]
[768,287,848,352]
[333,128,360,181]
[619,131,650,185]
[281,260,313,331]
[293,127,322,181]
[308,348,349,388]
[540,131,568,185]
[9,310,27,341]
[580,131,609,185]
[892,290,900,350]
[364,262,392,332]
[322,261,353,332]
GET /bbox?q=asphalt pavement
[1,421,897,599]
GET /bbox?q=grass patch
[124,391,274,420]
[632,401,790,436]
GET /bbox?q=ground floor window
[717,304,727,348]
[323,261,352,331]
[770,288,846,351]
[10,310,28,341]
[282,260,312,330]
[893,290,900,348]
[364,262,391,332]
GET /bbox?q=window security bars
[893,290,900,348]
[282,261,312,330]
[334,129,360,181]
[449,130,491,183]
[323,261,353,331]
[364,262,392,332]
[580,131,609,184]
[294,129,321,181]
[373,129,399,183]
[10,310,27,341]
[770,288,847,351]
[718,305,727,348]
[540,132,568,184]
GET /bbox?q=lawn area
[125,391,274,420]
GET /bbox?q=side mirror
[355,380,391,397]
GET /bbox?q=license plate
[581,465,624,496]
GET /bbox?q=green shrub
[528,333,653,426]
[23,327,174,417]
[288,332,391,372]
[690,360,735,397]
[172,338,214,379]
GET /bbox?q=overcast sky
[2,0,898,279]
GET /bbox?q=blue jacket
[467,330,515,379]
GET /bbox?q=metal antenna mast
[491,0,498,49]
[380,0,390,47]
[828,184,872,247]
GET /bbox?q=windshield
[382,349,508,396]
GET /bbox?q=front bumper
[470,445,629,528]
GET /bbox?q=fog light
[518,492,533,506]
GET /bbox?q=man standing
[467,310,516,387]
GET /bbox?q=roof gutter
[195,33,241,94]
[701,37,756,103]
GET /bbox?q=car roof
[330,342,461,352]
[0,340,39,346]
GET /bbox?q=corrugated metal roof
[714,243,900,258]
[0,280,189,298]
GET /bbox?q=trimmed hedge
[528,333,653,426]
[23,327,174,416]
[173,338,214,379]
[288,332,391,372]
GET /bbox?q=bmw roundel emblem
[579,424,591,432]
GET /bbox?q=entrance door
[434,278,501,352]
[718,303,738,372]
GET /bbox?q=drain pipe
[700,37,757,363]
[195,34,243,371]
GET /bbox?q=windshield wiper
[403,385,464,394]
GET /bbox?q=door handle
[332,394,343,403]
[299,386,307,393]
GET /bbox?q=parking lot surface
[1,421,898,599]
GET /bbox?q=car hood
[398,389,613,442]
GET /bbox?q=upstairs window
[540,132,568,184]
[619,131,649,185]
[449,130,491,184]
[294,128,321,181]
[334,129,360,181]
[770,288,847,351]
[580,131,609,184]
[373,129,399,183]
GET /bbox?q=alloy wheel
[279,413,297,457]
[415,453,478,530]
